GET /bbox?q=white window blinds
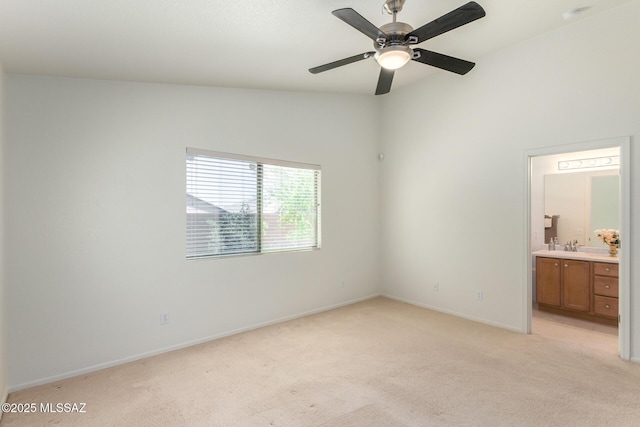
[186,148,321,259]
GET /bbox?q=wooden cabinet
[536,256,618,326]
[592,262,619,320]
[536,257,561,306]
[561,260,590,312]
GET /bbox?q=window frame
[186,147,321,260]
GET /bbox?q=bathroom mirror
[544,170,619,247]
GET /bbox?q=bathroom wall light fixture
[558,155,620,171]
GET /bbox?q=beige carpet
[2,297,640,426]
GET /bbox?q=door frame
[523,136,630,360]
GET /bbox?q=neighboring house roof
[187,192,261,215]
[186,193,229,215]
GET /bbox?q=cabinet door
[562,260,590,312]
[536,257,560,307]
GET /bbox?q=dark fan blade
[309,52,375,74]
[375,68,395,95]
[332,8,389,41]
[412,48,475,75]
[407,1,485,44]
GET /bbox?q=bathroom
[529,143,624,352]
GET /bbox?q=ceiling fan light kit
[375,46,413,70]
[309,0,486,95]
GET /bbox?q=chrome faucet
[564,240,579,252]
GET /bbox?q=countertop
[532,249,619,264]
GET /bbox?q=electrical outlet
[433,283,439,292]
[476,290,483,301]
[160,313,170,325]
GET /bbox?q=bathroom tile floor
[532,306,618,355]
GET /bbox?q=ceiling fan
[309,0,486,95]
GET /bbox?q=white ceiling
[0,0,632,96]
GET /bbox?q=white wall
[380,0,640,356]
[5,77,382,389]
[0,61,7,406]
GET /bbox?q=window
[186,148,321,259]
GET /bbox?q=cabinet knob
[564,264,568,268]
[606,268,610,272]
[605,285,611,289]
[605,304,611,309]
[554,263,558,267]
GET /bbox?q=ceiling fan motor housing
[375,22,414,50]
[373,21,415,70]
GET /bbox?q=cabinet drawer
[593,262,618,277]
[594,276,618,298]
[594,296,618,318]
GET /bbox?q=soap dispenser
[549,238,555,251]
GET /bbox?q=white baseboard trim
[382,293,524,333]
[9,293,381,392]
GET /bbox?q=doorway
[524,136,630,360]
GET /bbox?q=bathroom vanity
[533,250,619,326]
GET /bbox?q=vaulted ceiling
[0,0,632,95]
